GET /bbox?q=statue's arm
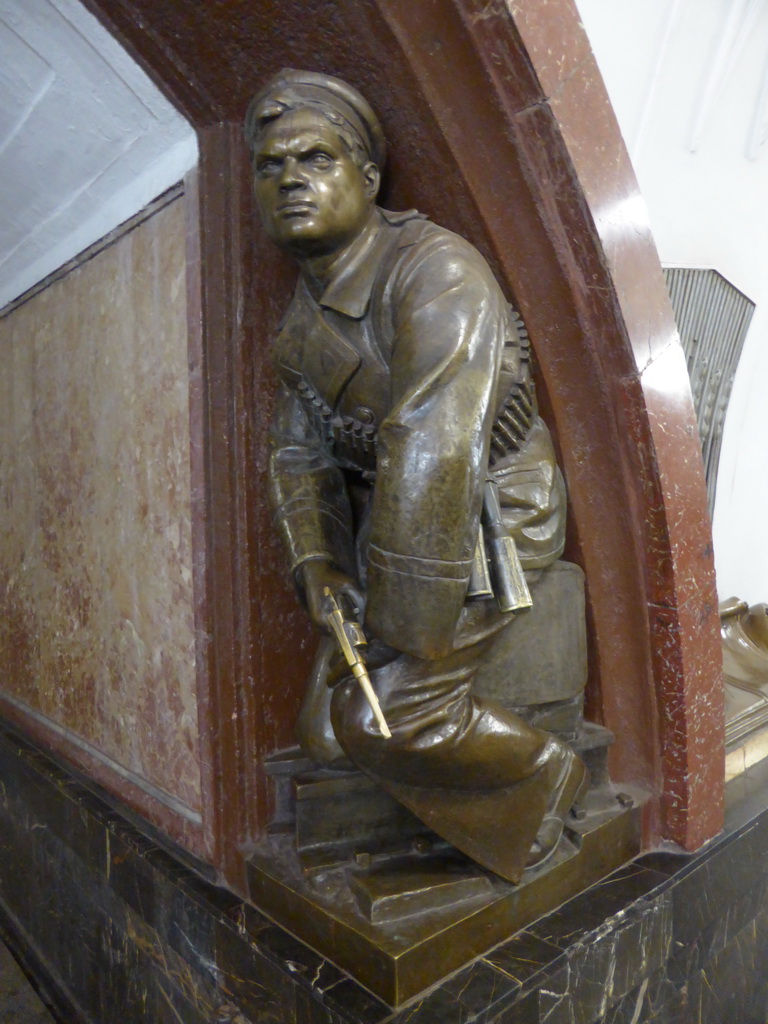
[365,232,507,659]
[268,385,360,628]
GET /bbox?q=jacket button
[355,406,376,425]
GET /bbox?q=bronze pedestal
[247,736,644,1005]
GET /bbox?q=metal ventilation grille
[663,268,754,516]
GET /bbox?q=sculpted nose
[279,157,306,191]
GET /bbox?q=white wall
[0,0,197,309]
[575,0,768,603]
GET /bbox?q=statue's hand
[297,559,365,635]
[326,637,400,688]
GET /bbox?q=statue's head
[245,70,385,259]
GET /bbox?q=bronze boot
[526,741,588,870]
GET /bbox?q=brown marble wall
[0,196,201,824]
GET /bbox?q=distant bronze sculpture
[246,69,587,884]
[721,597,768,749]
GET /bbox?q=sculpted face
[253,108,379,259]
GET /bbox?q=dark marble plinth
[2,715,768,1023]
[0,938,56,1024]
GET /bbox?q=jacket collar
[314,207,424,320]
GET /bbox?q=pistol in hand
[322,587,392,739]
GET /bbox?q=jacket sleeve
[364,231,508,659]
[268,384,356,585]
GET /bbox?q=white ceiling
[0,0,197,310]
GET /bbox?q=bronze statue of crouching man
[246,69,587,883]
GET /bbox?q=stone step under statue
[248,720,642,1004]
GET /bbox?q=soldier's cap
[245,69,386,169]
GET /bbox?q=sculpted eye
[257,158,281,176]
[308,152,333,169]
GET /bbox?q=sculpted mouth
[278,201,316,217]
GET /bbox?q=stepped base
[247,786,643,1005]
[249,729,643,1006]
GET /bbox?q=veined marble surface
[0,195,201,814]
[0,939,55,1024]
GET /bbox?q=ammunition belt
[488,314,536,465]
[489,379,536,465]
[296,379,378,472]
[296,371,535,473]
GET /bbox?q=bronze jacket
[268,208,565,660]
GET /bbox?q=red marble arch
[85,0,722,887]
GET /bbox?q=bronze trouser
[330,634,552,791]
